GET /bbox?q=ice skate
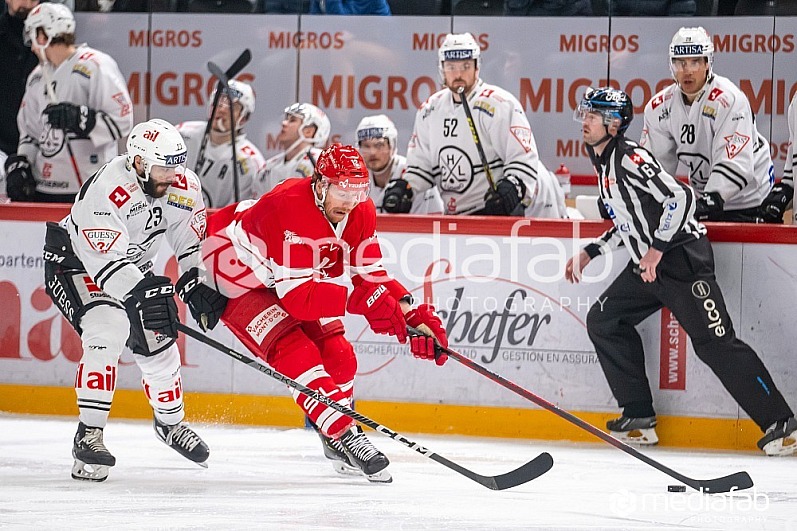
[758,417,797,456]
[314,428,361,477]
[338,425,392,483]
[71,422,116,482]
[606,415,658,446]
[154,419,210,467]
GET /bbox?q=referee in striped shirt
[565,87,796,456]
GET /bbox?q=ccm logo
[144,285,175,298]
[366,284,387,307]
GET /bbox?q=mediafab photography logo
[610,487,770,523]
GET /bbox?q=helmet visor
[573,103,605,124]
[327,182,369,204]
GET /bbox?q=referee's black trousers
[586,236,792,431]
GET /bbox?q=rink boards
[1,205,796,451]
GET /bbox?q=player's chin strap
[410,325,755,494]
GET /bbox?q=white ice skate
[758,417,797,456]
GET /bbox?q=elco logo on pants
[691,281,726,337]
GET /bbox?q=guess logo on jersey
[81,228,122,253]
[509,126,533,153]
[109,186,131,208]
[724,132,750,159]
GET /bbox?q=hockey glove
[43,102,96,138]
[381,178,413,213]
[125,276,179,339]
[4,154,36,201]
[483,175,526,216]
[694,191,724,221]
[405,304,449,366]
[346,281,408,343]
[176,267,228,332]
[759,183,794,224]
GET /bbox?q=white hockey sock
[134,343,185,426]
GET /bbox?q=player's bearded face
[147,165,177,198]
[443,60,478,95]
[317,181,366,223]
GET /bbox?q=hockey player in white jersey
[177,79,265,208]
[404,33,566,218]
[42,119,218,481]
[5,3,133,203]
[759,93,797,223]
[354,114,443,214]
[253,102,330,197]
[641,27,773,222]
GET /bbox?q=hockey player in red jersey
[195,144,448,483]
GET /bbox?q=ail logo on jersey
[190,208,207,239]
[109,185,131,208]
[509,126,533,154]
[82,228,122,253]
[724,132,750,159]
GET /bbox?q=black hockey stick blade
[178,322,553,490]
[407,326,753,494]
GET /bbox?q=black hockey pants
[586,236,792,431]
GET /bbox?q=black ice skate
[338,425,392,483]
[758,417,797,456]
[314,428,361,477]
[606,415,658,446]
[72,422,116,482]
[153,419,210,467]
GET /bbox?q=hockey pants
[586,237,793,431]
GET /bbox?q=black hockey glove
[125,276,179,339]
[5,154,36,201]
[43,102,96,138]
[759,182,794,224]
[176,267,228,332]
[483,175,526,216]
[694,191,724,221]
[381,178,413,213]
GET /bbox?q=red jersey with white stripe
[208,177,407,321]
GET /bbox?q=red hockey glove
[346,282,408,343]
[405,304,448,366]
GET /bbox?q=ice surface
[1,414,795,530]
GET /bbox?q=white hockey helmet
[210,79,255,130]
[438,33,481,83]
[669,27,714,79]
[284,103,331,146]
[23,3,75,49]
[126,119,187,182]
[356,114,398,153]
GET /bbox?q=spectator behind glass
[594,0,696,15]
[310,0,390,14]
[505,0,592,15]
[0,0,40,157]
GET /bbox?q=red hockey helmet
[315,143,370,203]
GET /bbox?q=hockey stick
[177,322,553,490]
[195,49,252,202]
[38,55,83,187]
[410,327,753,494]
[458,87,525,216]
[207,60,241,203]
[458,86,495,191]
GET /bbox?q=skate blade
[71,460,110,482]
[610,427,659,446]
[331,460,361,476]
[763,435,797,456]
[364,469,392,484]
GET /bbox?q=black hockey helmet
[575,87,634,133]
